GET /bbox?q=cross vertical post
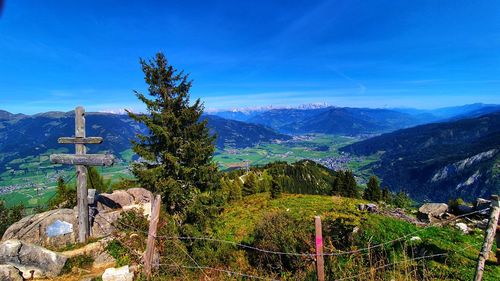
[50,106,115,243]
[75,106,89,243]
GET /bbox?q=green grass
[213,134,365,169]
[209,193,499,280]
[1,134,376,209]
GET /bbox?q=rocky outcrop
[2,188,153,248]
[0,239,67,278]
[431,149,497,182]
[2,209,77,248]
[418,203,448,222]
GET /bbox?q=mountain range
[340,112,500,201]
[1,103,499,202]
[0,111,290,173]
[212,103,500,135]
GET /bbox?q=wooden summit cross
[50,106,114,242]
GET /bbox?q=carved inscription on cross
[50,106,115,242]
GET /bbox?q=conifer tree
[87,167,110,193]
[382,186,391,202]
[242,172,257,196]
[364,175,382,202]
[270,179,281,199]
[229,178,243,201]
[127,52,219,215]
[331,171,343,196]
[342,170,358,198]
[49,177,76,209]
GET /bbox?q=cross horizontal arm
[58,137,103,144]
[50,154,115,166]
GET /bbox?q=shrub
[248,211,311,274]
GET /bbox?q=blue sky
[0,0,499,114]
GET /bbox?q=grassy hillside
[191,193,499,280]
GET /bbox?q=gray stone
[0,264,23,281]
[2,209,78,248]
[97,190,134,211]
[93,252,116,268]
[102,265,134,281]
[455,222,469,234]
[126,188,153,204]
[2,188,154,247]
[0,239,67,278]
[357,203,378,213]
[418,203,448,221]
[91,210,122,238]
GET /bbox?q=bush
[61,254,94,274]
[248,211,311,274]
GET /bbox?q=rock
[93,252,116,268]
[0,264,23,281]
[92,210,123,238]
[0,239,67,278]
[123,203,152,219]
[475,218,489,229]
[357,203,378,213]
[418,203,448,221]
[2,208,78,248]
[410,236,421,242]
[455,222,469,234]
[97,188,153,212]
[126,188,153,204]
[61,237,111,260]
[102,265,134,281]
[97,190,134,211]
[3,188,153,247]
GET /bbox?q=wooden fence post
[315,216,325,281]
[496,224,500,265]
[144,194,161,280]
[474,195,500,281]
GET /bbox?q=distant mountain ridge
[245,107,425,135]
[340,112,500,201]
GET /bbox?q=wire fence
[97,207,490,258]
[90,204,490,280]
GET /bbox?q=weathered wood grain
[58,137,103,144]
[50,154,115,166]
[474,195,500,281]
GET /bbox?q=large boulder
[2,209,78,248]
[2,188,153,247]
[418,203,448,222]
[0,264,23,281]
[96,188,153,212]
[0,239,67,278]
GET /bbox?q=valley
[1,103,500,209]
[0,133,376,208]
